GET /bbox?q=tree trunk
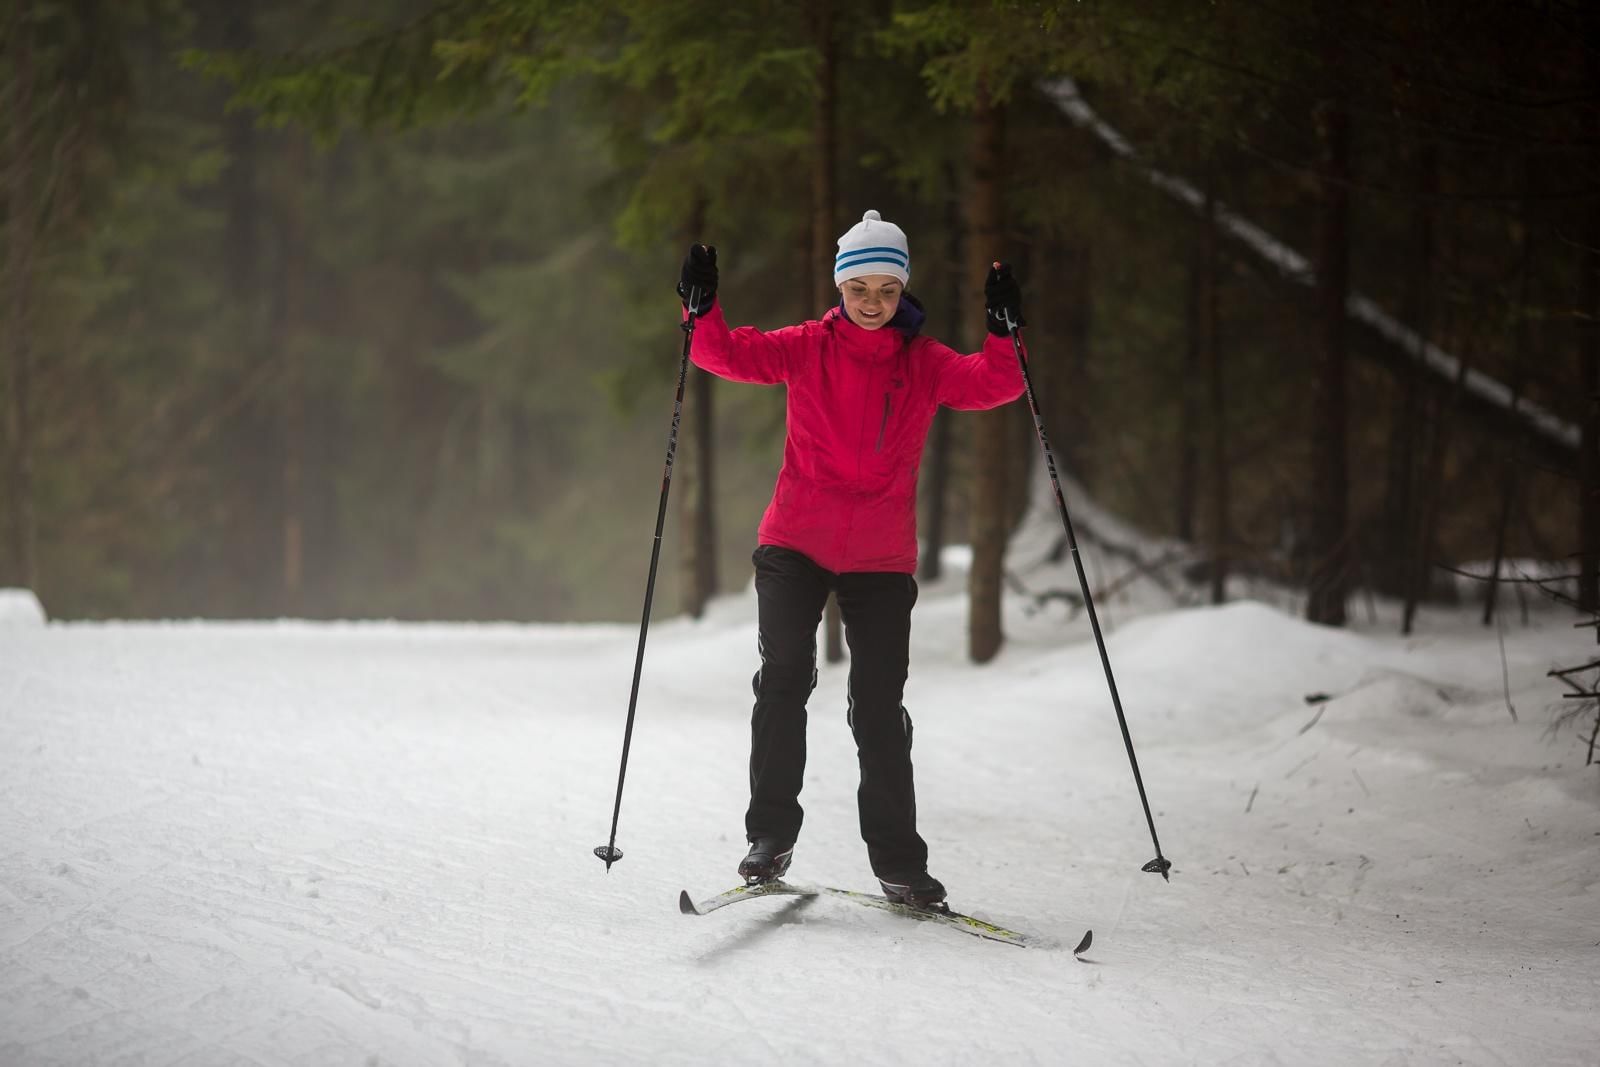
[1305,67,1351,627]
[1201,183,1229,605]
[1583,28,1600,620]
[1005,245,1034,533]
[680,195,717,618]
[1178,176,1203,543]
[685,364,717,617]
[1581,346,1600,615]
[276,133,308,616]
[1054,241,1091,489]
[1399,144,1439,633]
[221,4,259,310]
[1484,200,1532,626]
[1406,349,1468,635]
[807,0,844,658]
[3,17,39,592]
[1378,362,1423,594]
[920,165,963,583]
[809,0,836,318]
[1483,427,1521,627]
[214,0,267,614]
[967,87,1007,663]
[1178,284,1199,543]
[1380,141,1436,602]
[1582,197,1600,616]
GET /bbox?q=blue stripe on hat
[835,253,910,271]
[836,245,909,259]
[835,246,909,268]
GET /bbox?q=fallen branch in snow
[1093,543,1189,597]
[1284,753,1318,779]
[1298,705,1328,735]
[1006,545,1189,619]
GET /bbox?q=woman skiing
[677,209,1026,906]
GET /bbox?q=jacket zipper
[874,393,891,452]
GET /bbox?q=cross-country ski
[677,880,1085,951]
[678,880,1082,951]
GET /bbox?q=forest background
[3,0,1595,661]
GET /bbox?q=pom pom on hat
[834,209,910,287]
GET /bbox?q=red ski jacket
[688,301,1025,574]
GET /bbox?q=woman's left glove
[678,244,718,315]
[984,262,1025,335]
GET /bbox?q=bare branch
[1435,562,1578,584]
[1549,661,1600,679]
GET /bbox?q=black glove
[984,261,1025,336]
[678,244,718,315]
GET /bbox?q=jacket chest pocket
[866,377,921,480]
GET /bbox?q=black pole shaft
[1004,315,1172,880]
[595,304,699,871]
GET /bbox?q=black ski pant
[745,544,928,877]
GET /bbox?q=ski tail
[679,880,812,916]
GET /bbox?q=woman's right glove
[678,244,718,315]
[984,261,1025,335]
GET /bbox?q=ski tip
[678,890,699,916]
[1072,929,1093,955]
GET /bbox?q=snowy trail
[2,590,1597,1064]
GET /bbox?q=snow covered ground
[2,557,1597,1064]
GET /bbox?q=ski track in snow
[2,588,1597,1065]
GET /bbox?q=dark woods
[1,2,1595,663]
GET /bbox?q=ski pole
[997,289,1173,881]
[594,290,703,871]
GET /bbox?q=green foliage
[886,0,1097,109]
[183,4,522,138]
[6,0,1584,622]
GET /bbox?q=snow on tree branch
[1040,78,1580,455]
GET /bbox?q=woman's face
[839,274,903,330]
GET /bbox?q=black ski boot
[738,837,795,885]
[877,870,947,908]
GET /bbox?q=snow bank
[0,579,1595,1063]
[0,587,46,626]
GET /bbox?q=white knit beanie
[833,209,910,287]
